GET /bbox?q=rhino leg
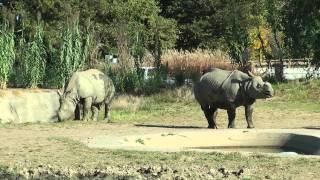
[212,107,218,128]
[75,103,82,120]
[201,105,218,129]
[227,108,236,128]
[91,105,99,121]
[104,103,110,122]
[245,105,254,128]
[83,97,93,121]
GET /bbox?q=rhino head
[245,72,274,99]
[57,91,76,121]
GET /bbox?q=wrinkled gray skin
[58,69,115,122]
[194,68,274,129]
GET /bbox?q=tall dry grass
[162,49,236,76]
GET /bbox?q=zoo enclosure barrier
[252,58,320,80]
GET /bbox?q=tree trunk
[273,30,284,82]
[153,31,162,71]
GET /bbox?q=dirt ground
[0,102,319,179]
[138,100,320,130]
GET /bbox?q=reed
[19,24,46,88]
[162,49,236,81]
[0,22,15,89]
[59,16,91,86]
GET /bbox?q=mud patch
[84,129,320,156]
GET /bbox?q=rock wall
[0,89,60,123]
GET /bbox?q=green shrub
[106,65,143,94]
[59,16,91,87]
[0,21,15,89]
[17,24,46,88]
[106,63,166,95]
[142,73,164,95]
[43,42,63,88]
[174,71,185,86]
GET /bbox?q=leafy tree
[110,0,176,69]
[282,0,320,58]
[282,0,320,60]
[149,15,177,70]
[224,0,253,65]
[159,0,273,65]
[159,0,226,50]
[265,0,285,60]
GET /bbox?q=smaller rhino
[194,68,274,129]
[58,69,115,122]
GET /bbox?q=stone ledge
[0,89,60,123]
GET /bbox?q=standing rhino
[194,68,274,129]
[58,69,115,122]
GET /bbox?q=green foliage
[2,0,320,90]
[131,31,146,71]
[18,24,46,88]
[0,21,15,89]
[142,72,164,95]
[43,43,62,88]
[159,0,269,64]
[106,63,165,95]
[282,0,312,58]
[159,0,226,50]
[282,0,320,64]
[224,0,259,64]
[264,0,286,60]
[59,16,91,86]
[174,72,185,87]
[106,64,143,94]
[111,0,177,72]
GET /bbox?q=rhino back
[195,69,251,107]
[194,69,231,106]
[200,69,231,88]
[66,69,110,103]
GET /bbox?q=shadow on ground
[135,124,206,129]
[283,134,320,155]
[303,126,320,130]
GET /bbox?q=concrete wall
[256,67,320,80]
[0,89,60,123]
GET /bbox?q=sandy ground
[0,105,319,157]
[0,105,319,179]
[84,128,320,155]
